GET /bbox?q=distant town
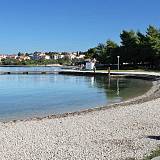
[0,51,87,66]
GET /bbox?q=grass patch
[143,147,160,160]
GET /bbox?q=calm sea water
[0,66,61,72]
[0,73,152,121]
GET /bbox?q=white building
[77,54,85,59]
[44,55,50,60]
[53,54,59,60]
[0,55,7,62]
[58,54,64,59]
[85,58,96,70]
[33,52,41,60]
[33,52,51,60]
[18,55,31,61]
[69,54,77,60]
[86,62,95,70]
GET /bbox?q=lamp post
[117,56,120,70]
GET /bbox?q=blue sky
[0,0,159,54]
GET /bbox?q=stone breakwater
[0,80,160,160]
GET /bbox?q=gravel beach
[0,80,160,160]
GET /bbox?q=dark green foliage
[0,58,71,66]
[1,58,19,65]
[58,57,72,65]
[86,25,160,69]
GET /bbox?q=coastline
[0,73,160,159]
[4,76,160,124]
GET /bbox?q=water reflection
[0,74,152,121]
[90,77,95,87]
[89,75,151,101]
[117,78,120,96]
[108,76,111,88]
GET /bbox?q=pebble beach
[0,79,160,160]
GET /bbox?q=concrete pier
[0,70,159,80]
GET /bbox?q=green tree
[85,48,97,59]
[137,31,153,64]
[146,25,160,52]
[105,40,119,64]
[120,30,140,64]
[95,43,107,63]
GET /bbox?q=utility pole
[117,56,120,70]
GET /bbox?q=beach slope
[0,97,160,159]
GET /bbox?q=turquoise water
[0,74,151,121]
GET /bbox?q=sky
[0,0,159,54]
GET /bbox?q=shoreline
[0,72,158,124]
[4,76,160,124]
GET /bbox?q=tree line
[0,58,72,66]
[85,25,160,69]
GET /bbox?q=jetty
[0,70,159,80]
